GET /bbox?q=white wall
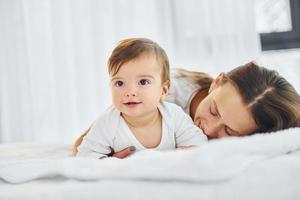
[256,48,300,92]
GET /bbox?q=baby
[76,38,207,158]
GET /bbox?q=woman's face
[193,82,257,139]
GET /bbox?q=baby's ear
[161,80,170,100]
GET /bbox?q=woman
[72,61,300,157]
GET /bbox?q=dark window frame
[260,0,300,51]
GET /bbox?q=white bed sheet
[1,128,300,200]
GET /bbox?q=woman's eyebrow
[213,99,240,135]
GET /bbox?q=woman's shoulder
[167,69,202,108]
[170,68,202,90]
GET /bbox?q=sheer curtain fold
[0,0,259,143]
[172,0,259,74]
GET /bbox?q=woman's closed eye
[209,105,218,117]
[224,126,239,136]
[138,79,151,86]
[114,80,124,87]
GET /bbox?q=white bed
[1,128,300,200]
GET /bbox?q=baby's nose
[125,88,137,97]
[126,93,136,97]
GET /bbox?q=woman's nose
[203,121,222,139]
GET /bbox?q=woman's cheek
[194,106,204,121]
[198,101,209,117]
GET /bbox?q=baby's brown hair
[108,38,170,82]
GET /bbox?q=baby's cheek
[111,95,121,107]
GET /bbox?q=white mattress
[1,128,300,200]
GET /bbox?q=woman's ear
[209,72,225,93]
[160,80,170,101]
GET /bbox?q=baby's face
[109,54,169,118]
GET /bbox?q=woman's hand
[108,146,136,159]
[176,145,195,150]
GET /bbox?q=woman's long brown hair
[225,62,300,133]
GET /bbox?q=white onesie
[77,101,207,158]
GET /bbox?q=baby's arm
[76,114,113,159]
[73,129,136,158]
[77,135,109,159]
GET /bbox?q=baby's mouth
[124,102,142,105]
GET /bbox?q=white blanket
[0,128,300,184]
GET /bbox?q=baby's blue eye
[139,79,150,86]
[114,81,124,87]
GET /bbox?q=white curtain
[0,0,260,143]
[171,0,260,74]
